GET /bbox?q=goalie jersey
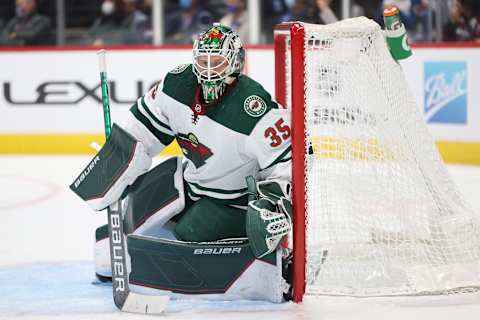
[124,64,291,207]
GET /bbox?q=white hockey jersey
[124,64,291,206]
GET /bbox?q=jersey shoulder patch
[243,95,268,118]
[205,76,279,136]
[237,76,278,118]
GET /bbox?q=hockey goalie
[71,23,293,303]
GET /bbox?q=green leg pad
[174,198,246,242]
[123,157,180,234]
[95,224,109,242]
[127,235,276,295]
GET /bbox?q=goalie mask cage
[274,17,480,302]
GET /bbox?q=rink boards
[0,44,479,163]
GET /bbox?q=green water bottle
[383,6,413,61]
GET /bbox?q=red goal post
[274,22,307,303]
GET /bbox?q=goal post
[274,18,480,302]
[275,22,307,303]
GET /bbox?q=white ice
[1,155,480,320]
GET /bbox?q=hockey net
[274,17,480,302]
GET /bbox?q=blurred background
[0,0,479,47]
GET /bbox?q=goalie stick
[97,49,169,314]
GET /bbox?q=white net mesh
[284,17,480,296]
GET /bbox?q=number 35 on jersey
[265,118,291,147]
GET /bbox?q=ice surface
[1,156,480,320]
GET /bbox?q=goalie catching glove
[245,176,292,259]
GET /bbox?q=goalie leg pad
[127,235,284,303]
[70,124,152,211]
[94,224,111,278]
[94,157,185,278]
[174,198,246,242]
[125,157,185,236]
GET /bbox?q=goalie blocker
[71,124,289,303]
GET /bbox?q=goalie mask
[193,23,245,103]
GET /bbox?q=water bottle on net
[383,6,413,61]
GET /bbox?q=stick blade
[121,293,170,314]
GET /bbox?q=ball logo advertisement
[424,61,468,124]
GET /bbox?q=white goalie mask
[192,23,245,103]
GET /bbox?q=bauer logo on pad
[424,61,467,124]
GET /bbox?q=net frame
[274,19,480,303]
[275,22,307,303]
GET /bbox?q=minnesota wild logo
[244,95,267,117]
[177,133,213,168]
[201,27,224,48]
